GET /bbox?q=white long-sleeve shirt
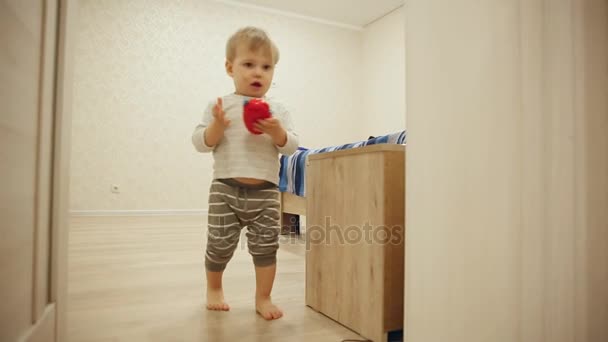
[192,93,299,185]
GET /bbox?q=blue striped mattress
[278,130,407,197]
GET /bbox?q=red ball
[243,98,271,135]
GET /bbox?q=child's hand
[255,118,288,147]
[204,98,230,148]
[211,98,231,129]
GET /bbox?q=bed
[305,142,406,342]
[278,130,407,234]
[278,131,407,341]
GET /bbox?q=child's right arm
[192,98,231,152]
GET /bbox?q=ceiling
[220,0,404,28]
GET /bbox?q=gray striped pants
[205,179,281,272]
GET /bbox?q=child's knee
[205,228,240,272]
[248,232,279,267]
[252,251,277,268]
[205,256,229,272]
[205,246,237,272]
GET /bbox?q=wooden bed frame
[281,192,306,215]
[280,192,306,234]
[279,144,405,341]
[303,144,405,342]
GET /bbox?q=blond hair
[226,27,280,65]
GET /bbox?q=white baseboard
[70,209,208,217]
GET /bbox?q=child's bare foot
[256,296,283,320]
[206,288,230,311]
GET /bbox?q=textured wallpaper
[70,0,402,211]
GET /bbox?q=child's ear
[225,60,233,77]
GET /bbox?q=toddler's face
[226,45,275,98]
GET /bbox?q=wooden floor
[67,215,368,342]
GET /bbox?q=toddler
[192,27,298,320]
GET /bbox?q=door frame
[50,0,77,340]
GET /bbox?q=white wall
[69,0,365,211]
[362,6,406,136]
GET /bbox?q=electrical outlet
[111,184,120,193]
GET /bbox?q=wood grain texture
[52,0,77,340]
[67,215,371,342]
[281,192,307,216]
[0,0,44,340]
[404,1,608,341]
[21,305,57,342]
[307,143,405,161]
[33,0,58,322]
[306,146,405,342]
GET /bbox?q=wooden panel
[281,192,306,215]
[574,1,608,339]
[281,145,404,219]
[306,152,384,342]
[21,305,56,342]
[33,0,58,321]
[382,151,405,332]
[518,1,545,340]
[306,147,405,342]
[404,0,608,341]
[544,3,578,340]
[405,2,522,340]
[51,1,77,340]
[307,143,405,161]
[0,0,44,341]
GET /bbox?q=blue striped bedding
[278,130,407,197]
